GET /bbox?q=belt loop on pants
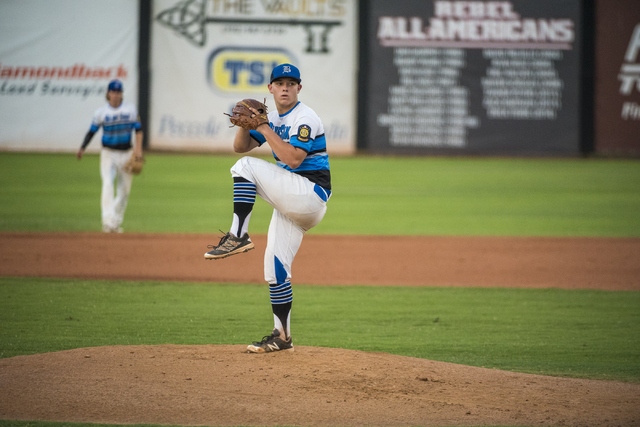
[313,184,331,202]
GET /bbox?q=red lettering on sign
[0,63,129,80]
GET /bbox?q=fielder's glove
[124,154,145,175]
[224,98,269,130]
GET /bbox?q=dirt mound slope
[1,345,638,427]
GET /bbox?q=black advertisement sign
[361,0,582,156]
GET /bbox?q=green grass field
[1,152,639,236]
[1,152,639,427]
[2,277,638,382]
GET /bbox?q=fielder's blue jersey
[89,102,141,150]
[250,101,331,190]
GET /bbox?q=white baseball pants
[100,147,133,231]
[230,156,328,285]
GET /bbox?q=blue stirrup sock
[270,284,292,339]
[270,255,293,338]
[231,177,256,237]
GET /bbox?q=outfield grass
[1,152,639,236]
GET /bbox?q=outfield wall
[0,0,638,157]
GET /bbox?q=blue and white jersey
[89,102,141,150]
[250,101,331,190]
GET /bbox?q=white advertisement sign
[0,0,138,152]
[151,0,357,154]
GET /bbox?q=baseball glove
[224,98,269,130]
[124,154,144,175]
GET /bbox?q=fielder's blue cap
[108,79,123,91]
[270,63,301,84]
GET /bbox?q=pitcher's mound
[1,345,638,426]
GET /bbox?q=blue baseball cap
[108,79,123,92]
[270,63,301,84]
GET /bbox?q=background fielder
[206,63,331,354]
[77,79,143,233]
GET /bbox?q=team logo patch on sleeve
[297,124,312,142]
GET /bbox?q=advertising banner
[0,0,139,152]
[361,0,582,156]
[150,0,357,154]
[594,0,640,155]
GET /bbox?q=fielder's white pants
[100,147,133,230]
[230,156,328,285]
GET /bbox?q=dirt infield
[1,232,639,289]
[1,232,639,426]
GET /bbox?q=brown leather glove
[224,99,269,130]
[123,154,144,175]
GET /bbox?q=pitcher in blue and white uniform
[77,79,143,233]
[205,63,331,354]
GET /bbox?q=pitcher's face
[269,78,301,111]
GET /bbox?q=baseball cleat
[205,231,254,260]
[102,225,123,233]
[247,329,294,353]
